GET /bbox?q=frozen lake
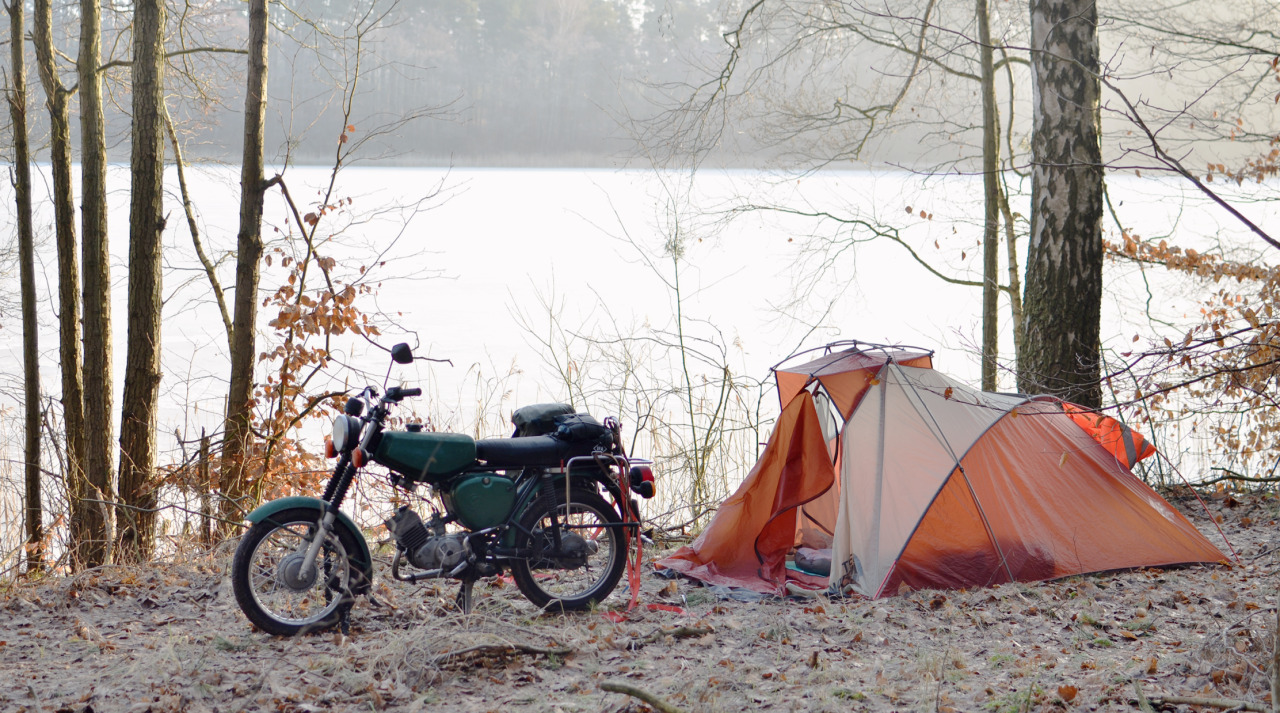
[2,166,1023,443]
[0,164,1273,535]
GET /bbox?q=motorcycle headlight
[332,414,360,452]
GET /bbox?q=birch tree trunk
[33,0,90,566]
[221,0,270,525]
[8,0,42,573]
[79,0,114,567]
[117,0,166,562]
[1018,0,1104,408]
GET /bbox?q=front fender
[246,496,373,594]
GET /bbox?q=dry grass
[1,489,1277,713]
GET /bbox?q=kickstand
[456,578,476,614]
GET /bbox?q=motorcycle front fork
[295,457,355,579]
[296,509,338,581]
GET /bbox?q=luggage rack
[553,453,650,531]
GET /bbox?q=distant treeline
[18,0,1011,169]
[17,0,1273,170]
[19,0,733,168]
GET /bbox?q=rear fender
[546,474,627,520]
[502,475,620,549]
[246,496,373,595]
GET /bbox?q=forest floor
[2,488,1277,713]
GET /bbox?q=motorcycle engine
[385,506,470,572]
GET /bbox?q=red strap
[621,476,642,613]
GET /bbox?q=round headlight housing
[331,414,360,453]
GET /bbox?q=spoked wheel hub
[275,553,320,592]
[231,506,367,636]
[511,489,626,610]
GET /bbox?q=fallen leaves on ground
[0,489,1276,712]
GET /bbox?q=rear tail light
[629,465,656,499]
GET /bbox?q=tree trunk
[79,0,113,568]
[33,0,90,567]
[221,0,270,526]
[1018,0,1104,408]
[999,184,1024,369]
[117,0,166,562]
[8,0,42,574]
[977,0,1000,392]
[200,432,213,547]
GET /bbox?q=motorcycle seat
[475,435,601,468]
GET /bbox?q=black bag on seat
[511,403,575,437]
[551,413,613,448]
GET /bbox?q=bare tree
[220,0,270,526]
[977,0,1001,391]
[32,0,90,566]
[1016,0,1103,407]
[6,0,42,573]
[638,0,1032,388]
[1099,0,1280,182]
[78,0,114,568]
[116,0,167,561]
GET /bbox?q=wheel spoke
[514,493,624,608]
[246,521,349,626]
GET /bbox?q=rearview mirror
[390,343,414,365]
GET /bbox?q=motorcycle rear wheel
[231,507,363,636]
[511,489,627,611]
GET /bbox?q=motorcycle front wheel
[511,488,627,611]
[231,507,363,636]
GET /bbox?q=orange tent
[659,342,1225,597]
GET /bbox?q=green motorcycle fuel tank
[373,431,476,483]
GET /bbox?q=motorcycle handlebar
[384,386,422,402]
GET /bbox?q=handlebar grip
[385,386,421,401]
[384,386,419,401]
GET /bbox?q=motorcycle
[231,342,657,636]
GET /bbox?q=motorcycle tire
[511,488,627,611]
[231,507,365,636]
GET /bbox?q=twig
[599,681,688,713]
[1272,604,1280,713]
[1247,546,1277,561]
[1201,468,1280,487]
[428,643,572,667]
[1098,74,1279,252]
[79,498,248,531]
[0,538,27,575]
[1142,693,1266,712]
[634,625,714,648]
[1133,681,1157,713]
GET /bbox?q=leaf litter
[1,489,1278,712]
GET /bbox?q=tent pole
[868,365,889,590]
[954,467,1016,584]
[892,363,1018,585]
